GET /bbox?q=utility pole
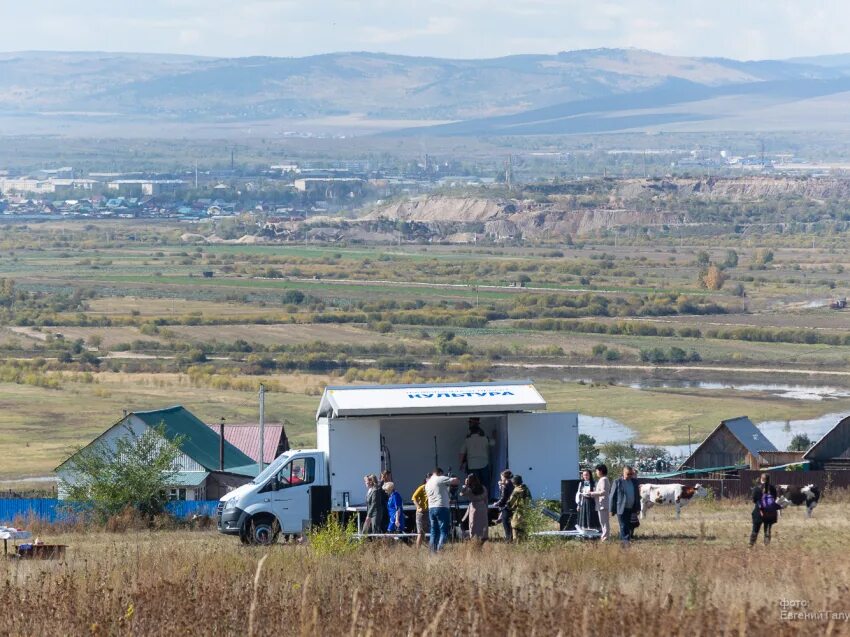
[688,424,692,457]
[258,383,266,475]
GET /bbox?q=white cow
[639,483,708,519]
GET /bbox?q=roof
[132,406,254,471]
[225,463,261,478]
[645,464,748,479]
[763,461,812,471]
[722,417,778,455]
[316,380,546,418]
[804,415,850,460]
[166,471,210,487]
[205,423,286,464]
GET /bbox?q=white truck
[217,380,578,544]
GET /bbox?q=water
[755,411,849,450]
[578,415,634,444]
[624,380,850,402]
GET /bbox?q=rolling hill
[0,48,849,136]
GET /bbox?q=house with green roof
[57,405,258,501]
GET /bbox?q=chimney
[219,417,225,471]
[122,409,128,418]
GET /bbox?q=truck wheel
[246,515,279,545]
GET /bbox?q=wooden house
[804,415,850,470]
[679,416,777,470]
[57,406,258,501]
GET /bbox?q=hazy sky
[2,0,848,60]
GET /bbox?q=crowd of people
[575,465,784,547]
[358,417,542,551]
[361,466,532,551]
[361,461,785,550]
[358,418,786,550]
[575,464,641,544]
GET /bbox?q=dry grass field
[2,500,849,636]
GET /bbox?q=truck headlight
[224,498,237,511]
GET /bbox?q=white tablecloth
[0,527,32,541]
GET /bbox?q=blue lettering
[406,389,517,399]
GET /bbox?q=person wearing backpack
[750,472,781,547]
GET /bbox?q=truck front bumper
[217,506,248,536]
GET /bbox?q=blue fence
[0,499,220,524]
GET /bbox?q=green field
[3,221,850,478]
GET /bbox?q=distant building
[270,163,300,173]
[51,179,100,196]
[804,416,850,470]
[56,405,257,501]
[679,416,778,470]
[108,179,187,196]
[0,178,54,195]
[293,177,364,196]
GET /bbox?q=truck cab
[218,449,327,544]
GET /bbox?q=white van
[218,380,578,544]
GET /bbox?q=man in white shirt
[459,418,495,495]
[425,467,460,551]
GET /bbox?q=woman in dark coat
[495,469,514,541]
[575,469,600,531]
[750,472,780,546]
[362,474,385,534]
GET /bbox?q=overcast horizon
[2,0,850,62]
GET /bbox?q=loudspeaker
[561,479,580,513]
[310,485,332,526]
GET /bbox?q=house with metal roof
[57,406,257,501]
[803,415,850,470]
[679,416,778,470]
[204,423,289,464]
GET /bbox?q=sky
[1,0,849,61]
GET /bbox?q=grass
[0,372,322,478]
[3,372,849,478]
[2,500,848,635]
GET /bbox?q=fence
[649,470,850,499]
[0,499,220,524]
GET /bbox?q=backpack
[759,490,779,520]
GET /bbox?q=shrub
[306,514,360,557]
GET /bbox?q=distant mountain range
[2,48,850,137]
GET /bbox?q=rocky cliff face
[615,176,850,201]
[367,196,682,239]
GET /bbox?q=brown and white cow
[639,483,708,519]
[777,484,820,518]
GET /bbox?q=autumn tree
[700,264,727,290]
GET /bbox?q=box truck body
[218,381,578,543]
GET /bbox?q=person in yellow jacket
[411,473,431,548]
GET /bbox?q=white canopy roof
[317,380,546,418]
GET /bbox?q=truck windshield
[251,453,290,485]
